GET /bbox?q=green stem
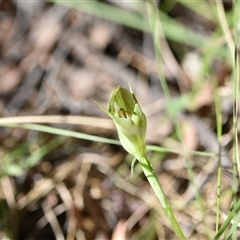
[139,155,186,240]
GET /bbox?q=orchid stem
[139,155,186,240]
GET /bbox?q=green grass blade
[23,137,65,169]
[214,200,240,239]
[0,123,120,145]
[47,0,207,47]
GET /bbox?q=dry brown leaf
[31,18,62,51]
[181,118,198,151]
[0,65,22,95]
[146,116,173,144]
[111,219,127,240]
[89,21,113,50]
[188,82,213,111]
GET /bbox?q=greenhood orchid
[95,85,187,239]
[95,85,147,159]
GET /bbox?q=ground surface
[0,1,238,239]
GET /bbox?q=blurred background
[0,0,238,239]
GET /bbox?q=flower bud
[95,85,147,159]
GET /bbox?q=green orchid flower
[95,85,186,239]
[95,84,147,159]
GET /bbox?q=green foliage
[95,85,147,160]
[0,136,64,178]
